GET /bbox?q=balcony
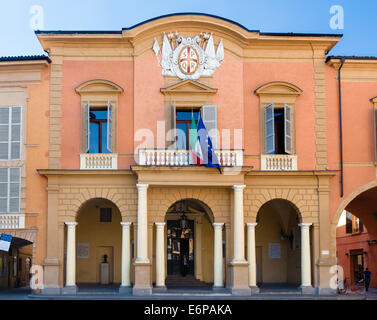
[80,153,118,170]
[138,149,243,167]
[0,214,25,229]
[261,154,297,171]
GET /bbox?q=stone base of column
[119,285,133,294]
[41,258,61,295]
[62,285,77,295]
[300,285,316,295]
[229,261,251,296]
[250,285,260,294]
[133,261,152,296]
[153,286,167,293]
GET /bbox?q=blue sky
[0,0,376,57]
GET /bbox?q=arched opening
[335,185,377,291]
[0,236,33,289]
[255,199,304,291]
[163,198,216,289]
[72,198,124,291]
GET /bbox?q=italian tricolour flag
[189,114,203,165]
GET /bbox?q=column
[136,184,149,263]
[213,222,224,289]
[63,221,78,294]
[299,222,314,294]
[232,185,246,262]
[229,185,251,295]
[133,183,152,295]
[247,223,259,293]
[155,222,166,291]
[119,222,132,293]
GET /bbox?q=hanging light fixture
[180,213,188,229]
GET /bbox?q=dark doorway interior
[167,219,194,276]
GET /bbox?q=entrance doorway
[350,249,364,284]
[167,220,194,276]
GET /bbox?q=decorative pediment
[160,79,217,95]
[254,81,303,96]
[75,79,123,94]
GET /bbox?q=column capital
[65,221,78,227]
[121,222,132,228]
[212,222,224,229]
[298,222,313,229]
[155,222,166,228]
[232,184,246,191]
[246,222,258,228]
[136,183,149,191]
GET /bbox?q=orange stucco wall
[326,64,377,227]
[25,66,50,265]
[60,60,135,169]
[337,225,377,288]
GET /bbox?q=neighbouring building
[337,211,376,288]
[0,13,376,295]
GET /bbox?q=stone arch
[330,179,377,255]
[150,187,228,222]
[61,187,134,222]
[256,198,303,224]
[166,198,215,224]
[247,188,313,223]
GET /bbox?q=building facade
[0,13,377,295]
[337,211,377,288]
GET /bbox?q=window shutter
[346,211,352,234]
[284,104,292,154]
[107,101,113,153]
[0,108,9,160]
[264,103,275,154]
[11,107,21,160]
[85,102,90,153]
[359,221,364,233]
[9,167,20,213]
[202,105,217,149]
[0,168,7,212]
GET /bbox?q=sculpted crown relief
[153,31,224,80]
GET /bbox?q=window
[0,107,21,160]
[100,208,112,222]
[0,167,21,213]
[173,105,217,150]
[345,211,364,234]
[85,101,113,154]
[176,110,200,149]
[264,103,292,155]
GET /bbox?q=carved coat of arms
[153,32,224,80]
